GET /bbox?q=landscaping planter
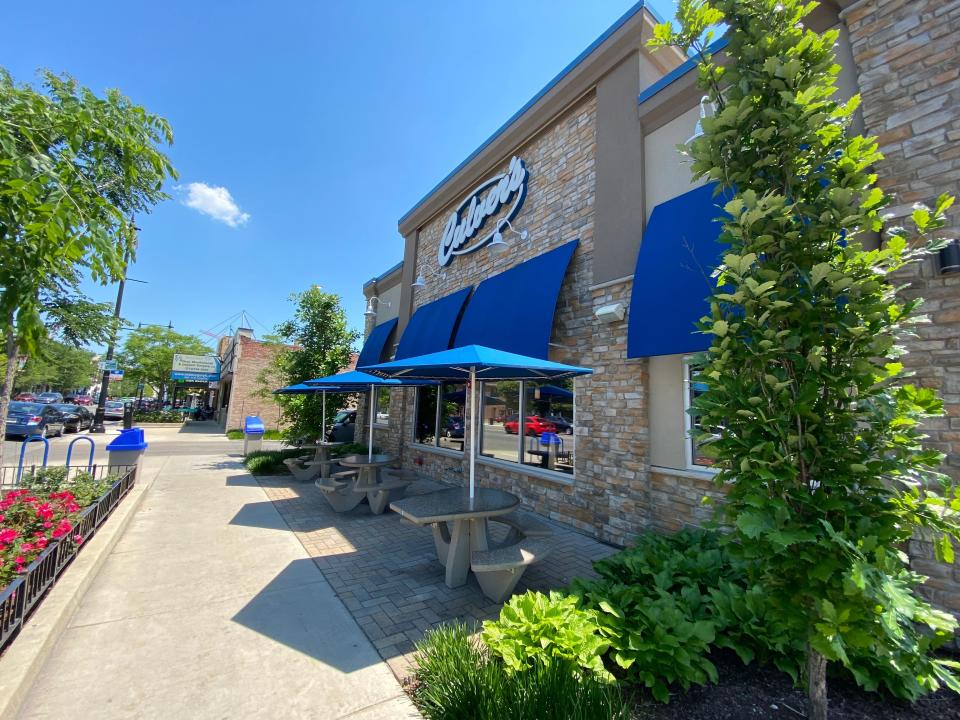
[0,465,137,653]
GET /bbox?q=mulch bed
[632,651,960,720]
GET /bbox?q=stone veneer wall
[223,337,286,431]
[845,0,960,619]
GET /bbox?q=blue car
[5,401,65,439]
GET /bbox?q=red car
[14,392,36,402]
[503,414,557,436]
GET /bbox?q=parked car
[65,394,94,406]
[14,392,36,402]
[544,415,574,435]
[326,409,356,443]
[53,403,94,432]
[5,401,65,439]
[442,416,464,439]
[503,414,557,436]
[104,400,126,420]
[36,392,64,404]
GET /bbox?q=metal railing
[0,465,137,653]
[0,463,128,491]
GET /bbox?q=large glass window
[412,382,465,452]
[480,380,574,476]
[684,360,714,469]
[375,387,391,425]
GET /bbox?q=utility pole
[90,257,127,433]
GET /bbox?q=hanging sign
[438,156,528,267]
[109,369,125,382]
[171,354,221,382]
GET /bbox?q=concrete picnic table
[337,453,396,489]
[306,440,346,479]
[389,487,520,588]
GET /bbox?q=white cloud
[179,182,250,227]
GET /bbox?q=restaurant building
[357,0,960,613]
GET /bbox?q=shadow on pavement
[229,500,294,531]
[177,420,225,435]
[225,474,260,487]
[231,559,380,673]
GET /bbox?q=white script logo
[438,156,528,267]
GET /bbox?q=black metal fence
[0,465,137,654]
[0,463,126,490]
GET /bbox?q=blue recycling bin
[243,415,266,456]
[106,427,149,474]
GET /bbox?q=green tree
[0,68,175,462]
[650,2,960,717]
[258,287,358,441]
[117,326,210,406]
[14,336,97,392]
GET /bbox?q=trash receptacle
[106,427,148,476]
[243,416,266,456]
[123,402,134,429]
[539,432,561,470]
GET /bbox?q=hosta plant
[481,590,611,681]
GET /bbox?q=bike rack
[65,436,97,472]
[17,436,51,483]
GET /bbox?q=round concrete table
[337,454,396,490]
[389,487,520,588]
[307,441,346,479]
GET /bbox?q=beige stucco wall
[643,105,705,219]
[648,354,687,469]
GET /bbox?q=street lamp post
[90,262,127,434]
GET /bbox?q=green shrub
[330,442,375,457]
[413,623,629,720]
[242,449,307,475]
[226,428,283,440]
[574,581,718,703]
[133,410,184,423]
[482,591,611,680]
[21,468,114,507]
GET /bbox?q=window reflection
[480,380,574,476]
[412,383,464,453]
[375,387,391,424]
[415,385,437,444]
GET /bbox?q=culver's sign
[438,156,528,267]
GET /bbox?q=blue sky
[4,0,674,351]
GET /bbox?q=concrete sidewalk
[16,454,419,719]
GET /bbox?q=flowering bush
[0,488,81,586]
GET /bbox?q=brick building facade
[216,329,289,432]
[355,1,959,617]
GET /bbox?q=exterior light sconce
[364,297,390,317]
[412,266,448,289]
[594,302,626,323]
[490,219,529,256]
[939,239,960,275]
[685,96,715,146]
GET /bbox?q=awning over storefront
[627,183,731,358]
[357,317,398,367]
[453,239,578,359]
[395,288,471,360]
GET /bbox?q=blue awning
[627,183,731,358]
[356,318,398,367]
[395,288,471,360]
[453,240,578,359]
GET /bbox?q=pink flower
[15,556,26,565]
[43,522,52,529]
[19,543,34,552]
[73,534,84,545]
[0,529,18,544]
[36,537,48,549]
[52,520,72,539]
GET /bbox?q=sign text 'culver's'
[438,156,528,267]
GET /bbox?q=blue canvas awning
[356,318,398,367]
[627,183,731,358]
[395,288,471,360]
[453,240,578,359]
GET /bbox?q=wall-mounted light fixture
[412,266,447,290]
[685,95,715,146]
[939,239,960,275]
[489,219,529,256]
[364,296,390,317]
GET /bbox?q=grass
[226,428,283,440]
[412,623,629,720]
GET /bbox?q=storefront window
[412,383,465,452]
[481,380,574,476]
[684,360,714,469]
[375,387,391,425]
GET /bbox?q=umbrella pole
[469,368,476,500]
[368,383,375,461]
[321,391,326,442]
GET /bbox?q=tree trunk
[0,319,19,468]
[807,646,828,720]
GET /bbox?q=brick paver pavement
[256,474,618,679]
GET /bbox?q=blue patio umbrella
[302,370,436,460]
[363,345,592,498]
[273,382,354,444]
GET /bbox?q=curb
[0,457,167,720]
